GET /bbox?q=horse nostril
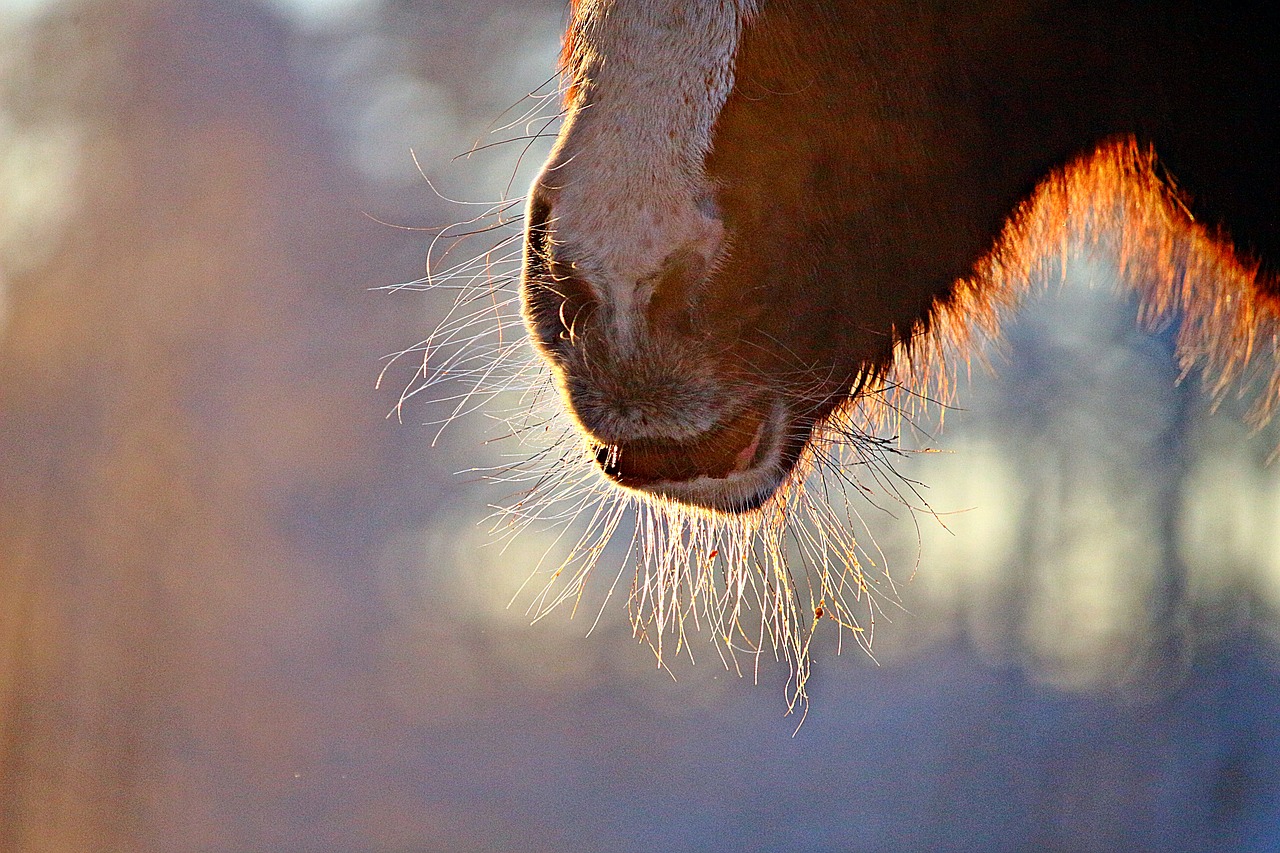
[645,243,713,334]
[520,181,600,353]
[524,182,556,270]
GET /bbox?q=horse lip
[594,401,771,488]
[590,399,804,514]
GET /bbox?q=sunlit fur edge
[878,137,1280,447]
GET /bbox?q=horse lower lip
[596,404,768,486]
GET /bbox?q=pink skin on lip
[730,418,765,474]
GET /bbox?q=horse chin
[591,397,808,515]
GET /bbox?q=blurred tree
[0,1,1277,851]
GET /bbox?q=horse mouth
[591,399,793,513]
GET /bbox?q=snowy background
[2,1,1278,850]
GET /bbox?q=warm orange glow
[874,137,1279,438]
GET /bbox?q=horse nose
[525,177,713,343]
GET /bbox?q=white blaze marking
[537,0,757,346]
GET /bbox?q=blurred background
[2,1,1278,850]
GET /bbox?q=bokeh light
[2,2,1277,851]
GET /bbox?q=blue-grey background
[2,1,1278,850]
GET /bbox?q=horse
[512,0,1279,697]
[521,0,1278,512]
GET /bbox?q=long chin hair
[391,136,1280,716]
[384,200,917,719]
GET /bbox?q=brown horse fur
[516,0,1279,703]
